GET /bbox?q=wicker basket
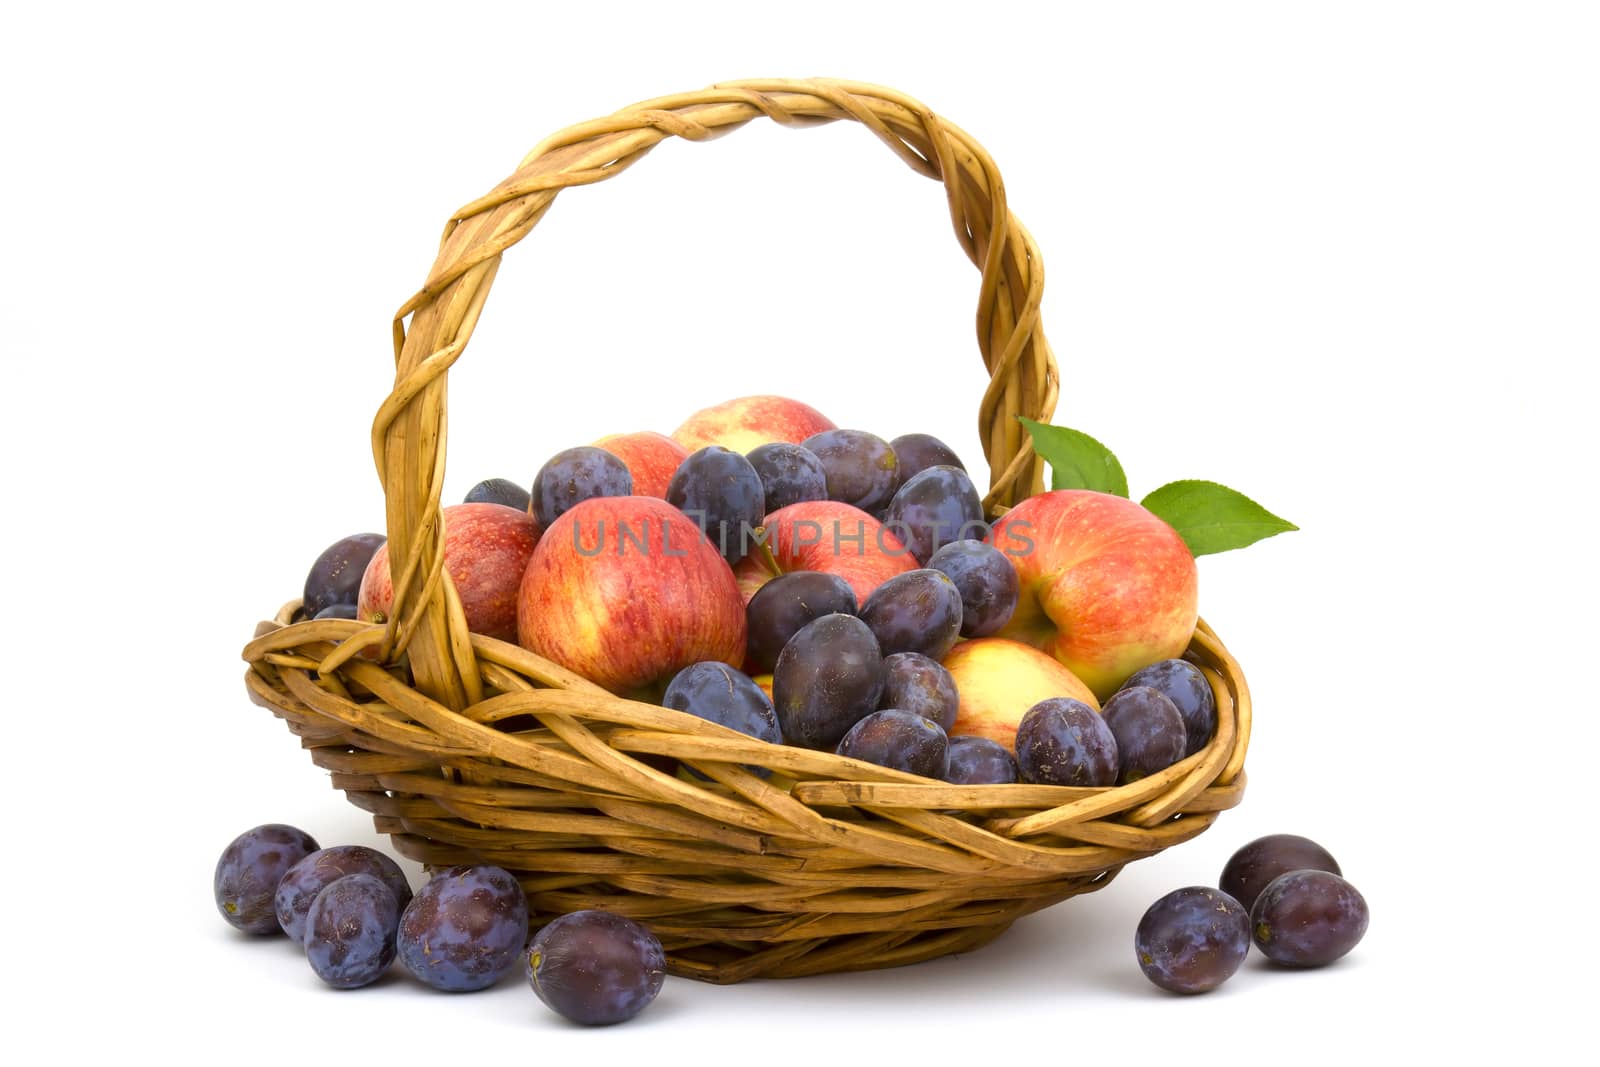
[241,78,1250,984]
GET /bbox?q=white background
[3,1,1594,1061]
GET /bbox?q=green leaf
[1140,480,1299,556]
[1019,417,1129,497]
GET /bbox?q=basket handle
[373,78,1060,710]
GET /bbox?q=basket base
[664,919,1017,983]
[383,828,1114,983]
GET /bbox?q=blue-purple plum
[1251,870,1369,967]
[526,910,666,1025]
[943,735,1019,785]
[859,569,964,661]
[1220,834,1342,912]
[1136,886,1250,994]
[835,709,949,779]
[304,874,400,990]
[882,465,985,564]
[1121,658,1217,757]
[1101,686,1187,784]
[879,652,958,731]
[926,540,1019,638]
[802,429,901,513]
[889,433,966,482]
[532,446,633,528]
[465,477,531,513]
[745,571,856,673]
[746,442,828,513]
[662,661,782,777]
[214,824,320,935]
[1014,698,1119,787]
[275,845,413,943]
[666,446,767,563]
[303,534,385,618]
[772,613,884,750]
[398,865,530,991]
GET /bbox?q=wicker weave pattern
[242,79,1248,983]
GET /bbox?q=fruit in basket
[673,394,836,454]
[745,571,857,673]
[772,613,885,750]
[303,873,400,990]
[465,477,531,513]
[860,569,964,660]
[526,910,666,1026]
[889,432,966,481]
[532,446,634,528]
[358,502,540,644]
[398,865,530,992]
[944,736,1019,785]
[665,446,767,564]
[882,465,985,564]
[732,500,917,606]
[1135,886,1251,994]
[943,637,1099,751]
[517,496,745,692]
[1101,687,1187,784]
[1250,870,1369,967]
[303,533,386,619]
[1220,834,1342,912]
[274,845,413,943]
[661,661,782,777]
[1014,697,1119,787]
[927,540,1019,638]
[836,709,949,778]
[593,431,688,499]
[214,824,320,935]
[313,603,358,620]
[879,652,959,731]
[803,429,902,513]
[746,441,829,512]
[1120,658,1217,757]
[989,490,1199,699]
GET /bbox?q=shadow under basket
[240,78,1249,984]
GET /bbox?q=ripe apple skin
[732,500,918,607]
[516,496,746,693]
[356,502,541,644]
[943,638,1100,752]
[671,395,836,455]
[989,490,1199,700]
[592,431,689,499]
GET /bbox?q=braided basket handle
[374,78,1060,710]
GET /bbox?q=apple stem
[752,528,782,578]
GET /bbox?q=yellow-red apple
[943,637,1100,751]
[592,431,688,499]
[672,395,836,455]
[356,502,541,644]
[516,496,745,693]
[732,500,918,606]
[989,490,1198,699]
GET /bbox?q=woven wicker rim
[242,78,1249,983]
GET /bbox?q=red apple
[944,638,1101,751]
[988,490,1198,699]
[357,502,541,644]
[592,431,689,499]
[671,395,836,455]
[732,500,918,606]
[517,496,746,693]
